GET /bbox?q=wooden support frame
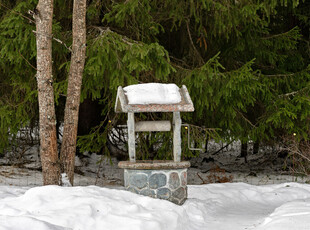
[173,112,182,162]
[116,84,194,163]
[127,112,136,162]
[127,112,182,163]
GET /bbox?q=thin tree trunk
[253,141,259,155]
[60,0,87,185]
[36,0,60,185]
[241,142,248,163]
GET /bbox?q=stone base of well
[118,161,190,205]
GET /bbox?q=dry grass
[197,166,234,184]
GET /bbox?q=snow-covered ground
[1,138,310,229]
[0,183,310,230]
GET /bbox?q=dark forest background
[0,0,309,168]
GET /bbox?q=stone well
[119,161,190,205]
[115,83,194,205]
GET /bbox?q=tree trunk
[241,142,248,163]
[60,0,87,185]
[253,141,259,155]
[36,0,60,185]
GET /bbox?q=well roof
[115,84,194,113]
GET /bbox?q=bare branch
[32,30,72,52]
[262,68,309,78]
[263,73,295,77]
[18,50,37,70]
[186,20,204,66]
[52,37,72,52]
[278,87,308,98]
[235,109,257,128]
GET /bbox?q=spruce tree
[0,0,309,164]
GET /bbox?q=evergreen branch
[18,50,37,70]
[0,2,35,24]
[186,21,204,66]
[300,38,310,59]
[2,96,26,108]
[261,27,299,40]
[171,57,255,76]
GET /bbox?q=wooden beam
[135,121,171,132]
[127,112,136,162]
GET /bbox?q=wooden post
[173,112,182,162]
[127,112,136,162]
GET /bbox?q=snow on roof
[123,83,181,105]
[115,84,194,113]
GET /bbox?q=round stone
[149,173,167,189]
[169,172,180,189]
[140,189,156,198]
[157,188,171,199]
[172,187,186,200]
[129,173,148,189]
[127,186,139,194]
[177,197,187,205]
[180,171,187,186]
[170,197,181,205]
